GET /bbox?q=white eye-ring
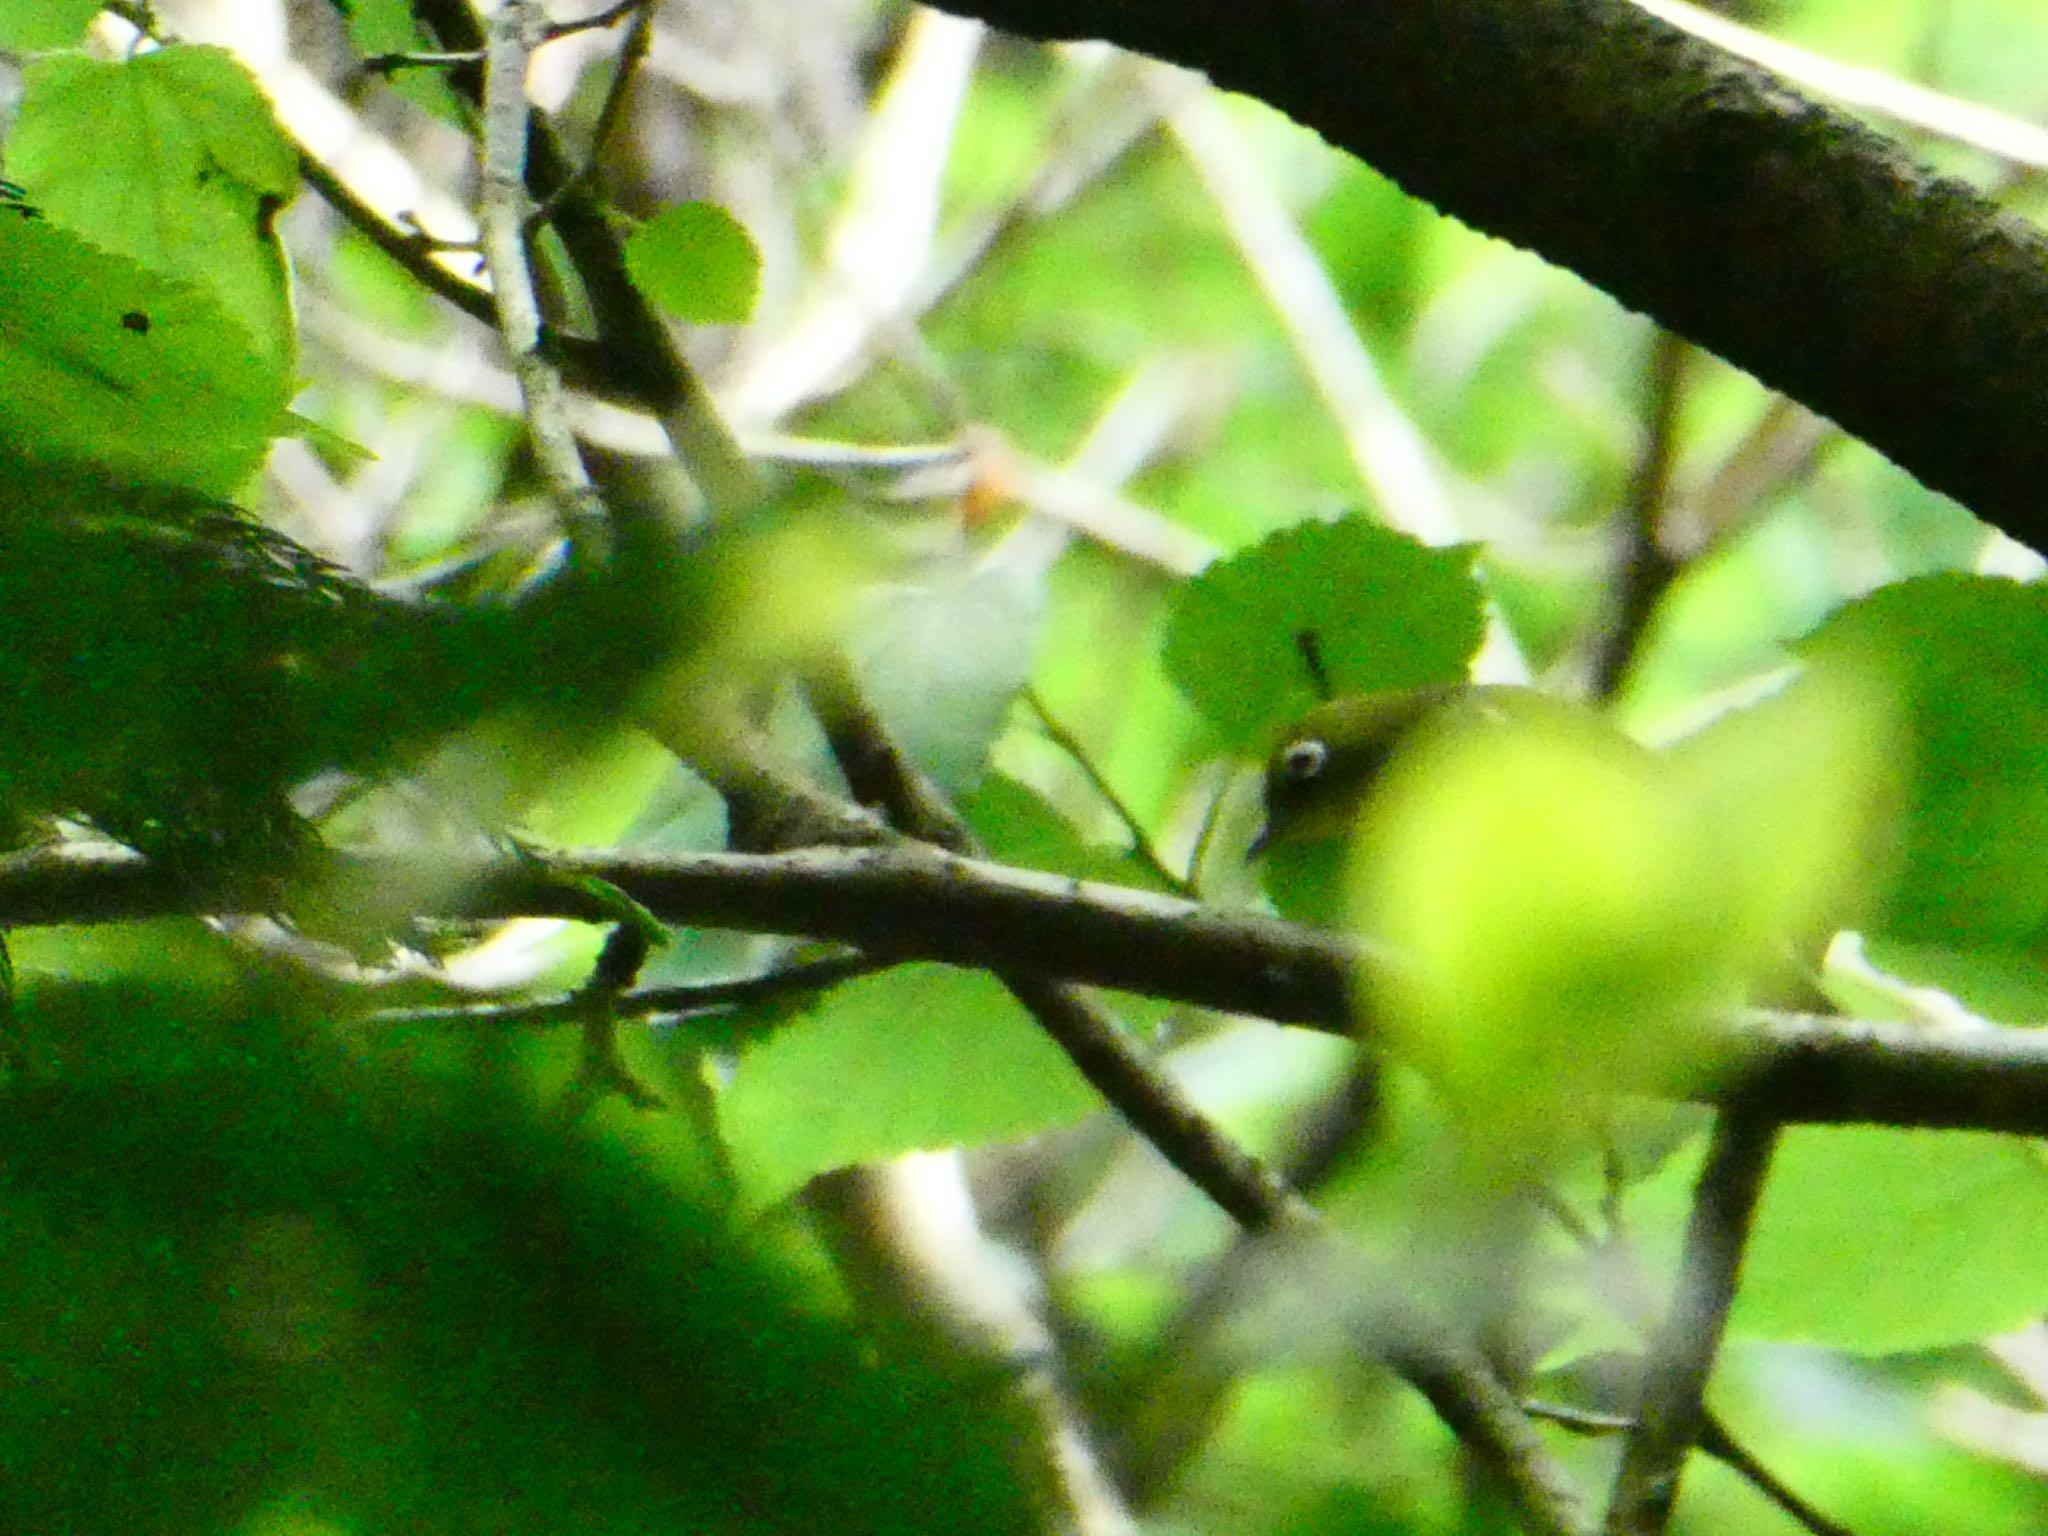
[1279,738,1329,782]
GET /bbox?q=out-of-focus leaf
[1351,668,1887,1177]
[0,982,1037,1534]
[1801,574,2048,945]
[852,556,1044,793]
[0,0,98,48]
[1350,699,1715,1175]
[624,202,761,325]
[718,964,1097,1209]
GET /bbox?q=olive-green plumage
[1254,685,1563,851]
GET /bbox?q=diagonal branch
[1604,1102,1780,1535]
[919,0,2048,554]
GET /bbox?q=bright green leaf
[1801,573,2048,945]
[9,47,298,366]
[718,965,1097,1208]
[0,0,99,48]
[624,202,760,325]
[0,211,289,492]
[1350,669,1888,1178]
[1349,699,1719,1175]
[1662,661,1897,965]
[1727,1128,2048,1352]
[342,0,465,122]
[961,773,1177,891]
[1162,517,1484,754]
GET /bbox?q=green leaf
[0,982,1038,1534]
[1726,1128,2048,1352]
[960,772,1176,892]
[1162,517,1485,754]
[0,212,290,492]
[1801,573,2048,944]
[0,0,99,48]
[342,0,465,123]
[850,557,1043,792]
[717,965,1097,1208]
[1350,699,1725,1176]
[624,202,760,325]
[1824,935,2048,1028]
[9,46,299,366]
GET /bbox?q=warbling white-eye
[1252,675,1889,1181]
[1253,684,1543,853]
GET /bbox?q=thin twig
[1694,1417,1858,1536]
[548,0,648,38]
[478,0,611,548]
[1023,688,1189,895]
[1531,1400,1856,1536]
[1538,1125,1843,1535]
[1605,1103,1780,1536]
[529,0,657,230]
[413,0,761,515]
[1590,330,1686,699]
[360,50,483,74]
[296,152,499,326]
[367,951,883,1029]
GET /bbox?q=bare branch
[1605,1105,1779,1535]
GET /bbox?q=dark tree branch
[921,0,2048,553]
[1605,1104,1779,1535]
[1591,331,1687,699]
[16,844,2048,1138]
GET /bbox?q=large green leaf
[10,46,298,366]
[1639,1126,2048,1353]
[1162,516,1484,754]
[0,982,1036,1534]
[1801,574,2048,945]
[718,965,1098,1209]
[0,211,288,492]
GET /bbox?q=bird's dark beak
[1247,820,1276,858]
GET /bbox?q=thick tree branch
[921,0,2048,553]
[15,841,2048,1139]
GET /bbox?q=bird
[1252,684,1554,853]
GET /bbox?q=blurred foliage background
[6,0,2048,1531]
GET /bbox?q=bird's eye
[1279,738,1329,783]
